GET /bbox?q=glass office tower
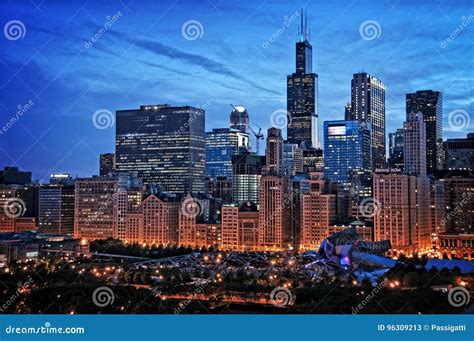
[116,104,205,194]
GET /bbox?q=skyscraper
[232,153,265,205]
[99,153,115,176]
[205,128,249,179]
[283,143,303,176]
[347,73,386,169]
[300,173,336,250]
[38,184,75,234]
[230,105,249,134]
[265,127,284,176]
[323,120,372,198]
[444,133,474,171]
[287,10,318,149]
[406,90,443,173]
[116,104,205,194]
[404,111,426,176]
[388,128,404,170]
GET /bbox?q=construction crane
[249,125,264,155]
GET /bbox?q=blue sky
[0,0,473,181]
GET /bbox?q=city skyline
[1,0,473,181]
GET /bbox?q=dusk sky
[1,0,473,182]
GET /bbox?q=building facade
[406,90,443,173]
[346,73,386,169]
[287,10,318,149]
[116,104,205,194]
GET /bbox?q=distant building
[323,120,372,200]
[232,153,265,205]
[195,223,221,248]
[438,232,473,260]
[388,128,404,170]
[49,173,75,186]
[259,176,292,250]
[230,105,249,134]
[116,104,205,194]
[74,174,142,240]
[300,173,336,250]
[347,73,386,169]
[374,169,431,255]
[444,133,474,171]
[404,111,426,176]
[302,148,323,173]
[38,184,75,235]
[283,143,303,176]
[205,128,249,179]
[287,10,318,149]
[406,90,443,173]
[0,167,32,185]
[142,194,180,245]
[205,176,232,203]
[265,127,284,176]
[221,202,259,251]
[99,153,115,176]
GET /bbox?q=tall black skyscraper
[115,104,205,194]
[406,90,443,173]
[287,10,318,149]
[346,72,386,170]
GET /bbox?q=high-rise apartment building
[347,73,386,169]
[283,143,303,176]
[406,90,443,173]
[99,153,115,176]
[300,173,336,250]
[265,127,284,176]
[116,104,205,194]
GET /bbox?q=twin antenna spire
[298,8,310,42]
